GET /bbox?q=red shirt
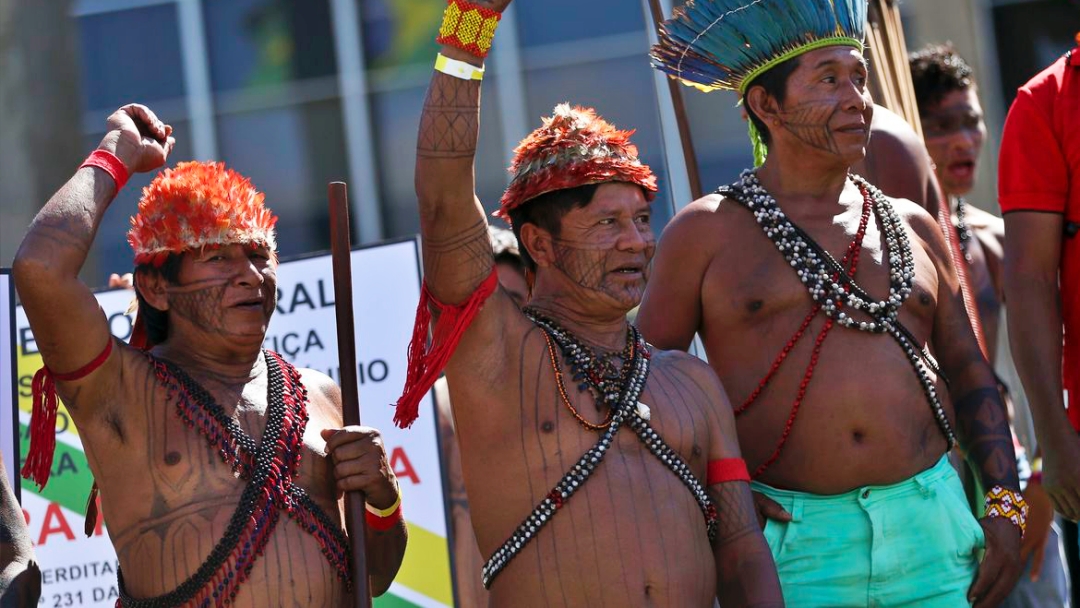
[998,48,1080,431]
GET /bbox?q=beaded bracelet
[80,149,130,191]
[984,485,1028,538]
[435,53,485,81]
[436,0,501,59]
[365,489,403,531]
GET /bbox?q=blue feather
[652,0,868,92]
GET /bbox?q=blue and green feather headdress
[651,0,868,165]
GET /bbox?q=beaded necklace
[954,197,974,263]
[719,171,957,473]
[480,311,717,589]
[529,307,637,430]
[735,182,871,476]
[117,351,350,608]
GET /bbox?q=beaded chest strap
[719,172,957,454]
[117,351,350,608]
[480,314,718,589]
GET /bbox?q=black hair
[909,43,975,111]
[743,55,802,146]
[133,253,183,345]
[507,183,600,272]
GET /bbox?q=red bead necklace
[738,183,873,477]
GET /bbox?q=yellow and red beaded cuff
[984,485,1028,537]
[436,0,501,59]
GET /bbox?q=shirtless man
[643,1,1022,605]
[398,0,782,605]
[911,42,1070,606]
[13,104,406,606]
[909,44,1004,350]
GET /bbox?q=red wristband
[365,503,404,532]
[80,149,130,192]
[707,458,751,485]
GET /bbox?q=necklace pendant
[636,401,651,421]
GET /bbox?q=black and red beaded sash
[116,350,350,608]
[480,322,718,589]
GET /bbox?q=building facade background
[0,0,1076,285]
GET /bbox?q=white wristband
[435,53,485,81]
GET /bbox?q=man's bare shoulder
[296,366,343,427]
[646,347,726,402]
[665,193,752,243]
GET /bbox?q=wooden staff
[328,181,373,608]
[645,0,704,200]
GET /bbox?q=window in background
[992,0,1077,106]
[77,4,185,112]
[215,101,349,258]
[360,0,509,238]
[681,87,755,192]
[514,0,644,48]
[202,0,338,92]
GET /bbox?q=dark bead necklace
[954,196,974,263]
[720,171,957,451]
[481,311,717,589]
[117,351,350,608]
[524,306,636,408]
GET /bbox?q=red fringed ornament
[22,339,113,490]
[394,269,498,428]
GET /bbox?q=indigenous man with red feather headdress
[393,0,782,605]
[13,104,406,607]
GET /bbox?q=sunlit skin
[752,47,873,174]
[523,182,655,322]
[495,260,529,308]
[921,87,987,196]
[639,44,1021,608]
[139,244,278,357]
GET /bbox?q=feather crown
[651,0,867,95]
[128,161,277,266]
[496,103,658,222]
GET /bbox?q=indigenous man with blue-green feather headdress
[638,1,1025,606]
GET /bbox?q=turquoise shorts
[752,456,984,607]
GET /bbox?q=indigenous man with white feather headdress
[638,1,1024,606]
[391,0,783,605]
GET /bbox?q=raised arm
[910,205,1021,608]
[12,105,173,414]
[415,0,510,306]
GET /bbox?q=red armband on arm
[707,458,750,485]
[80,149,130,191]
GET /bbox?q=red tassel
[22,339,114,490]
[84,482,100,537]
[394,269,498,429]
[21,368,59,490]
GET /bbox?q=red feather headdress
[128,161,277,266]
[496,104,658,222]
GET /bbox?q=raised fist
[98,104,175,174]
